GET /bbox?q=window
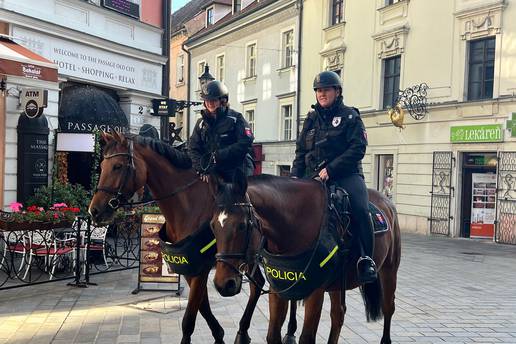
[233,0,241,13]
[206,7,214,26]
[197,61,205,90]
[216,55,225,82]
[467,37,495,101]
[281,104,293,140]
[331,0,343,26]
[245,109,255,134]
[246,43,257,78]
[382,55,401,109]
[376,155,394,200]
[282,30,294,68]
[278,165,291,177]
[177,55,184,83]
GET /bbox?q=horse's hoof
[214,341,225,344]
[234,331,251,344]
[380,338,391,344]
[282,335,297,344]
[180,339,191,344]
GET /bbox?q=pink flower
[9,202,23,212]
[52,203,68,208]
[53,213,59,219]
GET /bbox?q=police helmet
[202,80,229,101]
[313,71,342,90]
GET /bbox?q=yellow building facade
[300,0,516,243]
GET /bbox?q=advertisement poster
[139,214,179,283]
[470,173,497,239]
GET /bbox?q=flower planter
[0,211,73,231]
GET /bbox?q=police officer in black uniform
[189,80,254,182]
[291,71,377,284]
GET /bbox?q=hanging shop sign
[470,173,496,239]
[151,99,177,117]
[102,0,140,19]
[20,88,48,119]
[450,124,504,143]
[13,26,162,95]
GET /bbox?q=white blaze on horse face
[218,211,228,229]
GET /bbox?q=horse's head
[211,171,254,297]
[89,131,147,225]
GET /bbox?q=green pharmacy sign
[450,124,504,143]
[507,113,516,138]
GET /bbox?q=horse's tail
[360,278,383,322]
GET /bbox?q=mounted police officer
[291,71,377,284]
[189,80,254,182]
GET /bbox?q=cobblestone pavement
[0,233,515,344]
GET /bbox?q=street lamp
[198,65,215,96]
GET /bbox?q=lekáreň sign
[450,124,503,143]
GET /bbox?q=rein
[95,139,200,209]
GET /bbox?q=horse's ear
[232,169,248,198]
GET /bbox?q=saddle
[327,185,389,237]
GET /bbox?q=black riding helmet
[313,71,342,90]
[202,80,229,101]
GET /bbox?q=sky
[172,0,190,13]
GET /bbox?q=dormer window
[206,6,214,26]
[233,0,241,13]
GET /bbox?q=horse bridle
[95,139,200,210]
[96,140,136,210]
[214,194,262,282]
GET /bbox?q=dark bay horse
[88,132,297,344]
[211,173,401,344]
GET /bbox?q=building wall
[170,32,189,139]
[187,0,299,144]
[0,0,165,207]
[298,0,516,237]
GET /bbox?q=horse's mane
[105,134,192,169]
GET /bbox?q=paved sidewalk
[0,234,515,344]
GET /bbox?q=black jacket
[291,100,367,179]
[189,107,253,180]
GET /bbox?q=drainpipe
[295,0,304,138]
[161,0,171,143]
[181,39,191,137]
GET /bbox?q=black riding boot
[335,174,377,284]
[356,216,377,284]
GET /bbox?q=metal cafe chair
[0,230,29,274]
[23,229,76,280]
[71,219,110,272]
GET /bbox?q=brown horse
[210,172,401,344]
[88,132,298,344]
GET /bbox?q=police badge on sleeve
[332,116,341,127]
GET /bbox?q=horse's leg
[379,266,397,344]
[182,274,224,344]
[299,288,324,344]
[266,293,289,344]
[234,268,265,344]
[199,288,225,343]
[327,290,345,344]
[282,300,298,344]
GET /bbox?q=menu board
[139,213,179,283]
[470,173,497,239]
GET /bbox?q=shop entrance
[460,152,497,239]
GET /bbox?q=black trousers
[333,174,374,258]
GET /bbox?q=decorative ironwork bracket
[395,83,429,120]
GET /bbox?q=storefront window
[278,165,291,177]
[377,155,394,200]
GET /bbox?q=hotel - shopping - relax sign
[450,124,504,143]
[13,26,162,95]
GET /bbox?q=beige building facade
[298,0,516,243]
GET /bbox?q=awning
[0,37,58,82]
[58,85,129,133]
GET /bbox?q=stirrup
[356,256,376,270]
